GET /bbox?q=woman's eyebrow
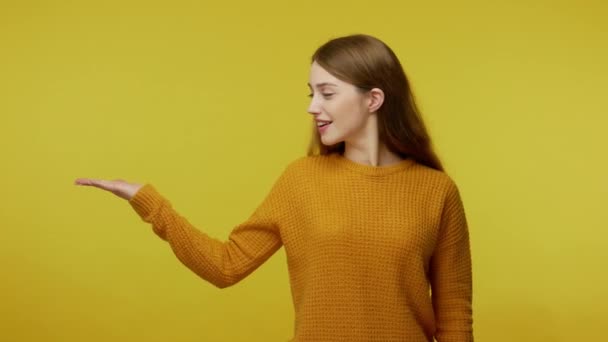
[307,82,338,88]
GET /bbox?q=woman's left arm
[430,180,474,342]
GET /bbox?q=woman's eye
[307,93,334,98]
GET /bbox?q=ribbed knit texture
[128,153,473,342]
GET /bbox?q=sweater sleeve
[430,180,474,342]
[127,166,293,289]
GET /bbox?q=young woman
[75,33,474,342]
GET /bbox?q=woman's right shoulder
[277,155,332,182]
[284,154,329,172]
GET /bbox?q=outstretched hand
[74,178,143,201]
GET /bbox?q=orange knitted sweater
[128,153,474,341]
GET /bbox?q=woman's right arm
[127,182,287,288]
[74,165,294,288]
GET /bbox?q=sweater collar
[329,153,415,176]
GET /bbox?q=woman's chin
[320,136,343,147]
[320,136,335,146]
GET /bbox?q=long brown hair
[307,34,444,172]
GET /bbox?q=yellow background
[1,0,606,341]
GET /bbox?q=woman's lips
[317,122,331,133]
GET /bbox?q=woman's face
[307,61,371,146]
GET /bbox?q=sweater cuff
[128,183,165,221]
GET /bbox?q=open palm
[74,178,143,201]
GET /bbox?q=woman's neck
[343,141,403,167]
[341,113,404,167]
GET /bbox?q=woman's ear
[368,88,385,113]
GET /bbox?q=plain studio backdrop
[1,0,606,341]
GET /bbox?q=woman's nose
[307,98,320,116]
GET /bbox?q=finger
[74,178,110,190]
[74,178,95,185]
